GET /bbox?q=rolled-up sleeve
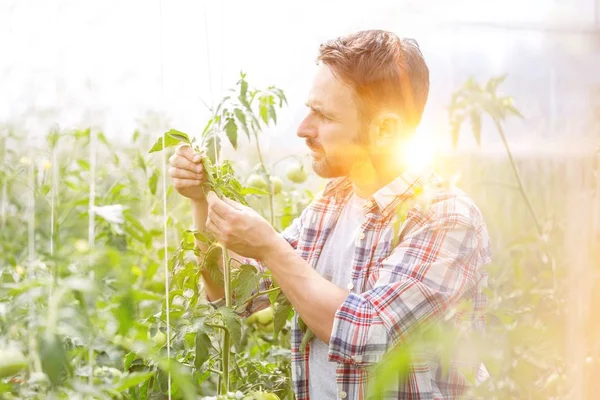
[328,198,491,367]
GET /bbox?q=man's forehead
[307,66,355,111]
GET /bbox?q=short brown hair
[317,30,429,130]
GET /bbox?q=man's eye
[317,112,330,121]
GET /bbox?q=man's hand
[168,144,207,201]
[205,191,283,260]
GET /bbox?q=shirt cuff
[328,292,389,367]
[207,296,226,309]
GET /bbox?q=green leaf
[240,78,248,100]
[204,134,221,165]
[114,372,154,392]
[234,108,250,140]
[224,118,238,149]
[214,98,230,116]
[272,293,292,340]
[148,130,190,153]
[241,186,270,196]
[0,348,27,378]
[38,333,70,386]
[300,328,315,355]
[268,104,277,124]
[132,130,140,142]
[267,286,280,305]
[218,307,242,350]
[505,103,524,119]
[133,290,163,301]
[481,98,506,121]
[77,159,90,170]
[136,152,147,172]
[201,245,223,285]
[148,137,166,153]
[202,119,214,138]
[98,131,111,148]
[470,110,482,147]
[124,352,137,371]
[148,168,159,195]
[194,330,212,370]
[366,343,412,397]
[275,88,288,107]
[485,74,507,93]
[115,291,136,335]
[259,103,269,125]
[192,230,212,244]
[167,129,191,144]
[233,264,260,303]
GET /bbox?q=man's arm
[262,195,491,360]
[261,238,349,343]
[205,190,490,354]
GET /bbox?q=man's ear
[368,113,402,146]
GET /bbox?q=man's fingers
[206,216,224,239]
[172,178,202,188]
[169,154,203,174]
[222,197,245,211]
[169,167,203,180]
[175,144,203,164]
[207,207,226,226]
[206,191,233,218]
[175,143,194,159]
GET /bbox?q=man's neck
[348,159,406,199]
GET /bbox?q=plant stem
[253,132,275,226]
[220,247,232,395]
[493,118,543,235]
[206,323,227,331]
[242,286,281,307]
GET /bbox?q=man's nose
[297,114,317,139]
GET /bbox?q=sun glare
[401,132,436,172]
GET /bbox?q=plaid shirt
[219,169,492,399]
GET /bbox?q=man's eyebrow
[305,101,331,115]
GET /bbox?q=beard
[311,152,348,178]
[308,136,370,179]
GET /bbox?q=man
[168,30,491,399]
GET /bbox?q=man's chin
[311,159,346,179]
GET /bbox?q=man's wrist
[191,197,207,207]
[260,234,291,270]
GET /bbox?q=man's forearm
[191,199,225,302]
[261,236,349,343]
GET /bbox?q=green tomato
[243,391,280,400]
[257,321,274,333]
[269,176,283,195]
[0,348,27,378]
[256,306,274,325]
[247,174,268,190]
[246,306,274,326]
[245,313,258,325]
[286,164,307,184]
[152,331,167,348]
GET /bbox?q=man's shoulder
[422,183,487,229]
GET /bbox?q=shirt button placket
[339,390,347,399]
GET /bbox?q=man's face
[297,65,368,178]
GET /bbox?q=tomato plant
[0,74,309,399]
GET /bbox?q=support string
[157,0,172,397]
